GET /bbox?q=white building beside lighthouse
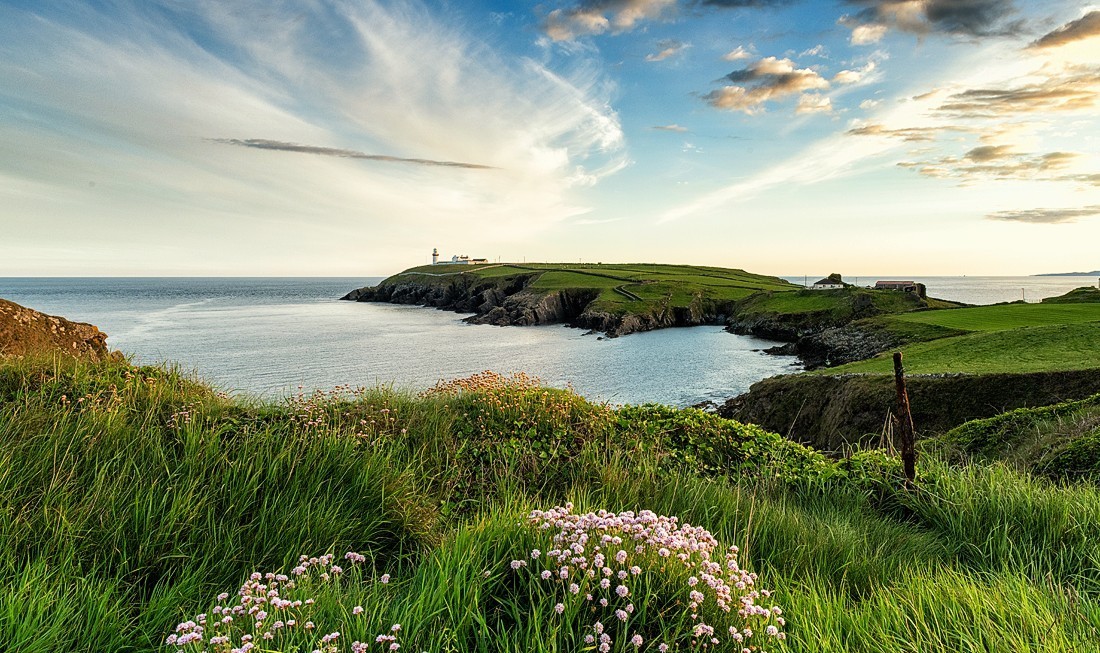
[432,247,488,265]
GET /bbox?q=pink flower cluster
[165,551,384,653]
[510,503,786,652]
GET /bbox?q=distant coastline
[1034,271,1100,276]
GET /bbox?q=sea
[1,275,1093,406]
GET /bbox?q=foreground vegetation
[938,392,1100,482]
[3,357,1100,652]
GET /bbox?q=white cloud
[796,94,833,114]
[833,61,877,85]
[723,45,753,61]
[0,1,627,274]
[850,24,888,45]
[543,0,677,41]
[705,56,830,114]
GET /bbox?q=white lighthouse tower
[432,247,439,265]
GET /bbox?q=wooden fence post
[893,352,917,485]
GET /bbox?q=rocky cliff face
[342,275,733,337]
[0,298,110,360]
[720,369,1100,451]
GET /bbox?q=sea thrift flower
[511,505,786,651]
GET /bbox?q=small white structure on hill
[432,247,488,265]
[811,275,845,290]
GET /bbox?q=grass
[887,302,1100,332]
[821,323,1100,375]
[935,393,1100,482]
[3,356,1100,652]
[377,262,802,319]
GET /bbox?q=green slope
[383,262,801,316]
[4,357,1100,652]
[824,322,1100,375]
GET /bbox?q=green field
[888,303,1100,332]
[4,356,1100,652]
[825,323,1100,375]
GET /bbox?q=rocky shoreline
[342,275,737,338]
[341,274,937,369]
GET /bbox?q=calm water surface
[0,277,798,406]
[4,275,1092,405]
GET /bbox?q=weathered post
[893,352,917,485]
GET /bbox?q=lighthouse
[432,247,439,265]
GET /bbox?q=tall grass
[2,357,1099,652]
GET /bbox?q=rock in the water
[0,298,111,360]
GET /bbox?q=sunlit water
[0,277,799,406]
[4,275,1093,405]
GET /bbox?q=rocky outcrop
[792,325,902,368]
[468,288,600,327]
[343,274,734,337]
[720,369,1100,451]
[0,298,111,360]
[725,290,940,369]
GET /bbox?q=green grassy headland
[823,288,1100,375]
[3,356,1100,652]
[391,262,800,316]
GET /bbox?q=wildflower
[554,603,565,614]
[630,634,644,647]
[381,573,391,583]
[353,606,364,615]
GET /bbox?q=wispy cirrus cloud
[211,139,497,169]
[846,122,971,141]
[646,39,689,61]
[898,147,1078,183]
[651,124,689,132]
[933,66,1100,117]
[1030,10,1100,50]
[987,205,1100,224]
[0,0,626,274]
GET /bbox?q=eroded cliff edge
[342,273,735,337]
[0,298,111,360]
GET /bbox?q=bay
[0,277,798,406]
[4,274,1093,406]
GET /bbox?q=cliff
[342,267,742,337]
[720,369,1100,451]
[0,298,111,360]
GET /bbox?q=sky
[2,0,1099,277]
